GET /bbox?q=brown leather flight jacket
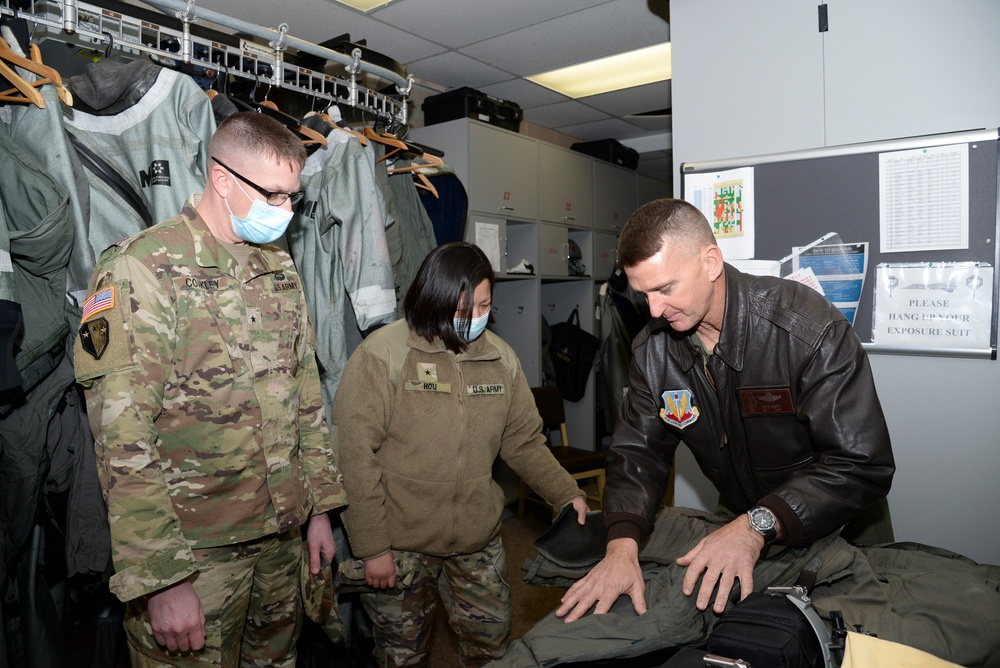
[604,264,895,547]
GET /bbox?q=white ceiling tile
[460,0,669,77]
[577,81,671,118]
[478,79,567,109]
[370,0,612,49]
[524,100,609,128]
[194,0,443,63]
[406,51,515,89]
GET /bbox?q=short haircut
[404,242,495,354]
[208,112,307,170]
[617,198,717,268]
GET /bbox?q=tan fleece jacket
[333,319,583,559]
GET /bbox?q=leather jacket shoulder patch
[660,389,700,429]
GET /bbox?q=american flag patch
[81,287,115,321]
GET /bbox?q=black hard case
[421,86,523,132]
[571,138,640,170]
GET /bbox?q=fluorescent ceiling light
[331,0,393,11]
[527,43,671,99]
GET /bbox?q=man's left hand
[306,512,336,575]
[674,516,766,613]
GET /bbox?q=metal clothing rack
[0,0,411,125]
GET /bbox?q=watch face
[750,507,776,530]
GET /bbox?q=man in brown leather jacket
[558,198,894,622]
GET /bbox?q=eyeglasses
[211,156,305,207]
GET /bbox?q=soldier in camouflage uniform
[332,243,589,667]
[74,112,347,667]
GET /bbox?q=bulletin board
[680,129,1000,358]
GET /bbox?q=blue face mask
[225,180,294,244]
[454,311,489,343]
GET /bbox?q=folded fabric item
[336,555,420,594]
[300,540,342,643]
[843,631,963,668]
[502,507,1000,667]
[533,505,606,569]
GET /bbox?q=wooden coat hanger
[0,37,72,107]
[387,149,444,198]
[411,171,438,198]
[0,58,43,106]
[366,126,410,162]
[229,91,328,150]
[320,103,367,145]
[258,82,278,110]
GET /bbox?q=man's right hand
[555,537,646,623]
[147,580,206,652]
[364,551,396,589]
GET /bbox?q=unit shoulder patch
[659,389,700,429]
[73,281,137,383]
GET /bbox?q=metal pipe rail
[0,0,410,124]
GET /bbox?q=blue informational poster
[793,242,868,326]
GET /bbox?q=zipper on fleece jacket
[450,358,466,554]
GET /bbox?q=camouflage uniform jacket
[74,198,346,603]
[332,318,583,560]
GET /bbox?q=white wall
[670,0,1000,564]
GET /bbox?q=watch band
[748,506,778,545]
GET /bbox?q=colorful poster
[684,167,755,260]
[793,242,868,326]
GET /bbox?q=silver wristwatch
[748,505,778,545]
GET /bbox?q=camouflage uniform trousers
[360,534,511,667]
[124,528,303,668]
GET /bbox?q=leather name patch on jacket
[738,386,795,417]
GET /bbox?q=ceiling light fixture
[330,0,393,12]
[527,43,671,99]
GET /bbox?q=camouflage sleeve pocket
[74,279,137,383]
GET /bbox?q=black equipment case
[571,138,640,170]
[421,86,523,132]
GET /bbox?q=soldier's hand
[147,580,206,652]
[556,537,646,623]
[306,512,336,575]
[571,496,589,524]
[364,551,396,589]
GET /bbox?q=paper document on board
[879,143,969,253]
[793,242,868,326]
[684,166,755,260]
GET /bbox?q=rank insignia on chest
[660,389,699,429]
[405,363,450,392]
[418,363,438,383]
